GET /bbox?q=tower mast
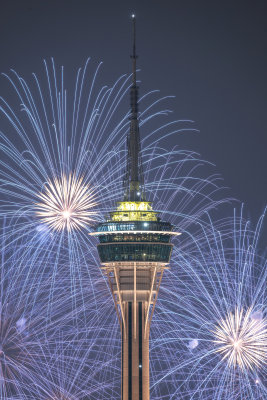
[124,14,144,202]
[91,15,180,400]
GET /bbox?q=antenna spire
[131,14,137,90]
[123,14,145,201]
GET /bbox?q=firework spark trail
[34,332,119,399]
[0,242,59,398]
[0,60,230,324]
[0,232,122,399]
[149,208,267,399]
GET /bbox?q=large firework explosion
[0,59,228,307]
[150,209,267,399]
[0,59,226,234]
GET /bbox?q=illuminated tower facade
[91,16,179,400]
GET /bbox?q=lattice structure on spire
[123,15,145,202]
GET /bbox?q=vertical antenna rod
[124,14,145,201]
[131,14,138,117]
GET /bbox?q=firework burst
[35,173,98,231]
[0,59,229,309]
[149,208,267,399]
[213,307,267,370]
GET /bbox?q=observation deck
[91,201,180,264]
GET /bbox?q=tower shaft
[122,302,149,400]
[104,263,166,400]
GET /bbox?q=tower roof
[123,15,145,202]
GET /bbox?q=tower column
[122,301,150,400]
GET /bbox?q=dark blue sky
[0,0,266,224]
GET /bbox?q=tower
[90,15,180,400]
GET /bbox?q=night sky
[0,0,266,226]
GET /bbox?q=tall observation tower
[90,15,180,400]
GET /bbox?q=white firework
[213,307,267,370]
[35,173,98,231]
